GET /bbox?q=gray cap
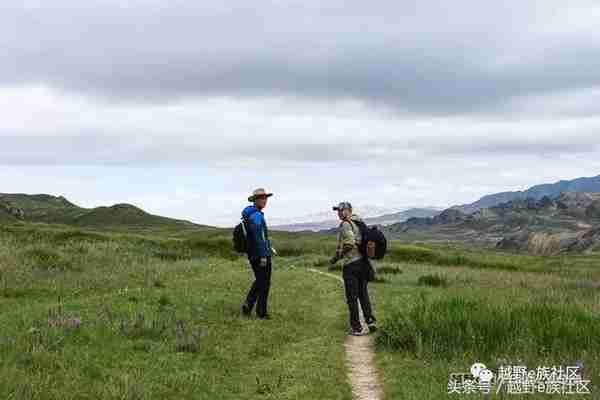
[332,201,352,211]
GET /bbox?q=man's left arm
[330,221,355,264]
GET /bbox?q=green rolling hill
[0,193,202,231]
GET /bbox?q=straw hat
[248,188,274,202]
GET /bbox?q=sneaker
[257,314,271,320]
[241,302,252,316]
[367,321,378,333]
[349,328,363,336]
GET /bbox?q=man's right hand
[329,256,339,265]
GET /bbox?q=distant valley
[272,208,442,232]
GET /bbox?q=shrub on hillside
[377,265,402,275]
[387,245,517,271]
[184,237,239,260]
[52,230,108,244]
[24,248,75,271]
[417,274,448,287]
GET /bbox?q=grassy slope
[0,224,350,400]
[0,209,16,224]
[0,193,203,231]
[1,221,600,399]
[0,193,77,210]
[368,255,600,399]
[68,204,199,231]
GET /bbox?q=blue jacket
[242,205,272,259]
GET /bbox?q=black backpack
[353,220,387,260]
[233,214,253,254]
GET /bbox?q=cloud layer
[2,1,600,225]
[3,1,600,112]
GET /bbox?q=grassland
[370,247,600,399]
[0,224,350,399]
[1,221,599,399]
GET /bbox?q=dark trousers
[245,257,272,318]
[343,259,375,331]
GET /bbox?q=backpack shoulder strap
[352,219,367,235]
[241,210,258,236]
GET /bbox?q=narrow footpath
[307,268,383,400]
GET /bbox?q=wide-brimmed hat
[332,201,352,211]
[248,188,274,202]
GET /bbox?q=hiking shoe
[241,302,252,316]
[349,328,363,336]
[367,321,378,333]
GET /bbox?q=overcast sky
[2,1,600,226]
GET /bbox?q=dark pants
[245,256,272,318]
[343,259,375,331]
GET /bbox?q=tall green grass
[387,245,519,271]
[376,294,600,359]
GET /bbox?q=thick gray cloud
[2,0,600,113]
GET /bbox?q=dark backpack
[232,212,256,254]
[353,220,387,260]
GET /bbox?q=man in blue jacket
[241,188,275,319]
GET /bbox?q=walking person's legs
[242,258,260,315]
[256,257,272,318]
[357,267,377,332]
[357,278,373,321]
[343,261,362,334]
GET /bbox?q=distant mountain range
[388,191,600,254]
[382,174,600,254]
[276,175,600,233]
[5,174,600,254]
[272,208,442,232]
[0,193,202,231]
[453,175,600,214]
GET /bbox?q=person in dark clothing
[245,256,272,318]
[342,259,376,335]
[329,201,377,336]
[241,188,276,319]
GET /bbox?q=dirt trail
[307,268,383,400]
